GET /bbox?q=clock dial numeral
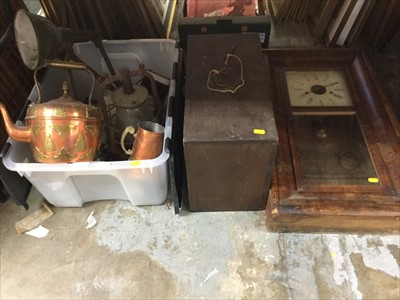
[319,99,324,106]
[299,93,308,98]
[332,93,343,99]
[328,98,336,105]
[307,97,313,104]
[303,74,311,81]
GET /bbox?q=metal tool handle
[33,60,95,104]
[120,126,136,155]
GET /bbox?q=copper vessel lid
[26,81,102,120]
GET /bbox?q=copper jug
[0,61,103,163]
[120,121,164,160]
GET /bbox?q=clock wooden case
[264,48,400,232]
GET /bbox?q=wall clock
[265,49,400,232]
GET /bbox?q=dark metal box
[183,33,278,211]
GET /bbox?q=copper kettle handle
[33,61,95,104]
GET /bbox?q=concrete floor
[1,188,399,299]
[1,9,400,300]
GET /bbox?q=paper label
[25,225,49,238]
[368,177,379,183]
[258,33,266,43]
[253,129,266,135]
[85,210,96,229]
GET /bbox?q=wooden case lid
[184,33,277,143]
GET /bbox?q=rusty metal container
[183,33,278,211]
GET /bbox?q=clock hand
[323,81,339,88]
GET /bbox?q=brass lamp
[14,9,74,70]
[13,9,115,77]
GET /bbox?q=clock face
[286,70,353,107]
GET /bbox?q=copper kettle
[0,61,103,163]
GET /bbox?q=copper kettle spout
[0,102,31,143]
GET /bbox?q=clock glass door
[289,114,378,189]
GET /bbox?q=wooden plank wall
[39,0,163,39]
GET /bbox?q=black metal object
[168,47,188,214]
[183,33,278,211]
[0,119,32,210]
[0,158,30,209]
[178,16,272,50]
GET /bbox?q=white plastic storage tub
[3,39,179,207]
